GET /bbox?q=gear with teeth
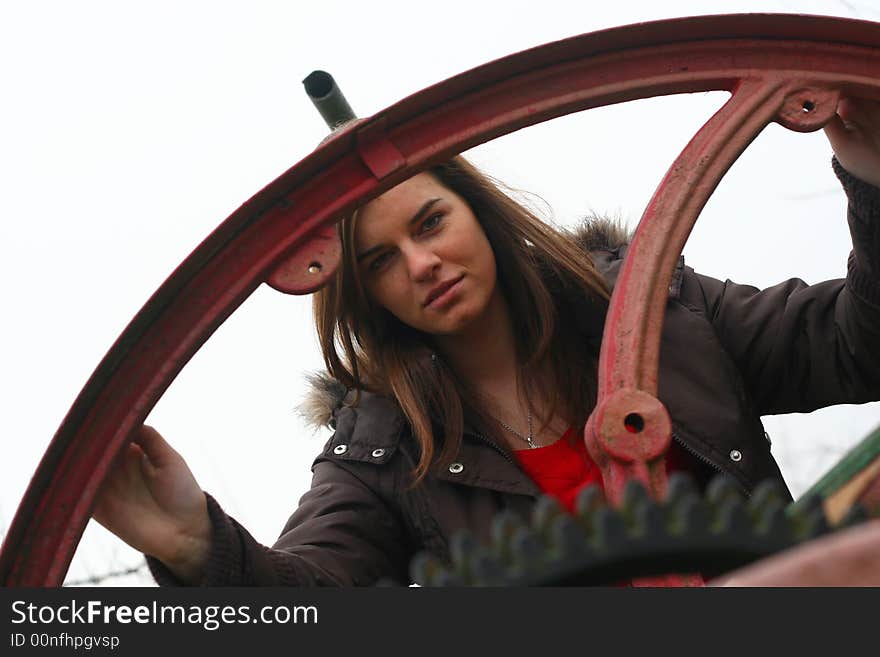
[406,473,873,586]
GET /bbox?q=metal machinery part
[2,14,880,586]
[303,70,357,130]
[406,475,874,587]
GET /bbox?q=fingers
[823,112,850,149]
[135,424,179,470]
[827,96,880,135]
[835,97,859,131]
[92,442,142,525]
[837,97,880,130]
[832,97,880,145]
[823,95,880,188]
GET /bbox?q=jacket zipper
[466,431,545,498]
[472,431,517,466]
[671,429,751,498]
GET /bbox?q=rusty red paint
[584,76,855,506]
[356,118,407,180]
[266,223,341,294]
[2,14,880,586]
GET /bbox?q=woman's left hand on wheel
[824,96,880,188]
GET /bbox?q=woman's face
[353,173,499,337]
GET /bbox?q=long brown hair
[313,156,610,484]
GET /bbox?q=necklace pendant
[496,407,537,449]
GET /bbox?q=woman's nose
[404,245,441,282]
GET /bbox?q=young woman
[92,97,880,586]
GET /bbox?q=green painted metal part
[789,423,880,516]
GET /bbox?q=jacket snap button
[448,462,464,474]
[333,444,348,455]
[729,449,743,462]
[371,448,386,458]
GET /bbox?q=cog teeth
[754,502,791,544]
[664,473,704,537]
[792,505,830,541]
[665,472,700,507]
[784,493,830,540]
[632,501,665,538]
[623,479,650,509]
[405,476,872,586]
[432,570,462,586]
[792,492,824,515]
[408,551,432,585]
[532,495,565,534]
[621,479,650,510]
[470,551,506,586]
[616,480,663,537]
[506,526,545,581]
[449,529,478,564]
[713,498,750,535]
[409,551,456,587]
[445,530,481,584]
[511,526,543,561]
[574,484,605,519]
[593,506,628,548]
[491,510,528,560]
[748,480,788,511]
[705,474,745,507]
[670,495,710,535]
[549,514,591,556]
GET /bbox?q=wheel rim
[2,13,879,585]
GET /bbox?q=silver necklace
[497,406,537,449]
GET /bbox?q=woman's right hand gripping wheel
[92,425,211,584]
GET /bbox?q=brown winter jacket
[148,159,880,586]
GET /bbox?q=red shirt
[512,427,697,512]
[513,427,705,586]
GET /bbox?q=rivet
[371,448,386,458]
[448,462,464,474]
[729,449,742,462]
[333,444,348,455]
[308,262,322,274]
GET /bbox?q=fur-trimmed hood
[297,216,642,430]
[567,214,632,253]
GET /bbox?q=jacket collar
[590,243,686,301]
[322,392,406,463]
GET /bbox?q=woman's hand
[824,96,880,188]
[91,425,212,583]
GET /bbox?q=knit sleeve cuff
[145,492,245,586]
[832,156,880,306]
[847,251,880,307]
[145,555,183,586]
[832,156,880,224]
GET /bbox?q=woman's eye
[420,213,443,233]
[368,251,393,272]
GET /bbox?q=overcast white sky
[2,0,879,586]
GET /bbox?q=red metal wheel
[2,13,879,586]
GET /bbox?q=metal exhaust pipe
[303,70,357,129]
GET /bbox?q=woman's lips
[424,276,464,309]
